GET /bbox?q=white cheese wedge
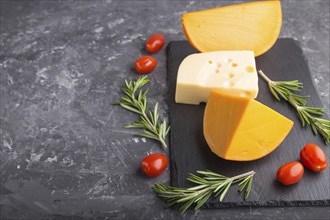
[175,51,259,105]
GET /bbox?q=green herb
[258,70,330,144]
[153,170,255,214]
[115,76,170,151]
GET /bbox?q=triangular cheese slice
[204,90,293,161]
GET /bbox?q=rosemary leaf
[214,180,230,193]
[194,191,212,210]
[180,199,195,215]
[116,76,169,151]
[219,181,232,202]
[197,170,226,178]
[269,84,281,100]
[153,170,256,214]
[244,176,253,199]
[187,173,208,185]
[137,131,159,141]
[119,103,141,114]
[187,184,209,191]
[258,70,330,145]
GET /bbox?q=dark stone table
[1,1,329,219]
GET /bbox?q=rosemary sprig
[258,70,330,144]
[153,170,255,214]
[116,76,170,151]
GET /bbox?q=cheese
[181,0,282,56]
[204,90,293,161]
[175,51,258,105]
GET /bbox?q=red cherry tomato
[146,34,165,53]
[300,143,328,172]
[276,162,304,185]
[141,153,168,177]
[134,56,157,74]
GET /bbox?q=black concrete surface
[1,1,329,219]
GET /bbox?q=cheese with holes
[204,90,294,161]
[175,51,258,105]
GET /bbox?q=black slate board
[166,39,330,208]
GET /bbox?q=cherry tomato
[141,153,168,177]
[134,56,157,74]
[300,143,328,172]
[276,162,304,185]
[146,34,165,53]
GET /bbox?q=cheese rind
[175,51,258,105]
[204,90,294,161]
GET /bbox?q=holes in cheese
[225,58,232,64]
[175,51,258,105]
[245,66,255,73]
[242,91,251,97]
[203,91,294,161]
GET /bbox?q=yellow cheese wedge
[182,0,282,57]
[204,90,293,161]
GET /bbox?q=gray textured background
[0,0,329,219]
